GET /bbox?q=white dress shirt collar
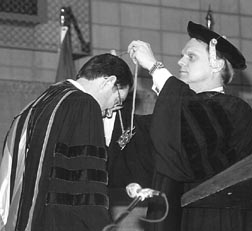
[208,86,224,93]
[67,79,86,93]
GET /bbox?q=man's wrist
[149,61,165,75]
[152,68,172,95]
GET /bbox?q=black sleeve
[150,76,252,182]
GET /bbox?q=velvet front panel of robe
[148,76,252,231]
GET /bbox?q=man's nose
[178,57,186,66]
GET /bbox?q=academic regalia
[147,76,252,231]
[106,97,154,220]
[0,81,111,231]
[108,97,154,189]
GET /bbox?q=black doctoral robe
[147,76,252,231]
[1,81,111,231]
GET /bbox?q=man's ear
[212,59,225,73]
[103,75,117,88]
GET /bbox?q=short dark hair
[76,53,133,89]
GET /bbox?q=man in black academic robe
[128,21,252,231]
[0,53,133,231]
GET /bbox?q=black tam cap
[187,21,246,70]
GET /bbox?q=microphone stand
[102,196,142,231]
[114,196,142,224]
[102,184,167,231]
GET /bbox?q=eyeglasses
[116,84,123,106]
[104,84,123,118]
